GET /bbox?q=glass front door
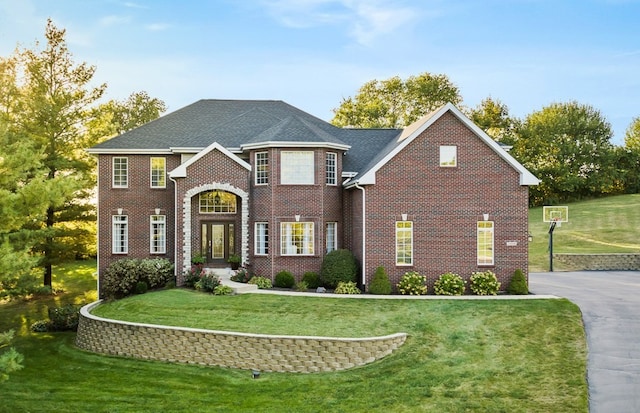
[201,222,235,264]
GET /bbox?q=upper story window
[477,221,494,266]
[395,221,413,266]
[439,145,457,167]
[255,152,268,185]
[150,157,166,188]
[112,157,128,188]
[281,222,314,255]
[199,191,237,214]
[112,215,128,254]
[326,152,337,185]
[281,151,314,185]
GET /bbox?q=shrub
[334,281,361,294]
[30,320,49,333]
[47,304,82,331]
[191,253,206,265]
[213,285,234,296]
[135,281,149,295]
[369,266,392,295]
[274,270,295,288]
[294,281,309,292]
[301,272,321,289]
[184,264,204,288]
[248,276,272,289]
[507,269,529,295]
[320,249,358,289]
[101,258,143,299]
[434,272,466,295]
[470,270,501,295]
[397,271,428,295]
[139,258,174,289]
[230,268,251,283]
[195,273,220,293]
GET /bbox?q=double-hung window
[477,221,494,265]
[326,152,337,185]
[112,215,128,254]
[439,145,457,167]
[326,222,337,253]
[281,222,314,255]
[395,221,413,265]
[113,157,128,188]
[255,152,268,185]
[150,157,166,188]
[255,222,269,255]
[150,215,166,254]
[281,151,314,185]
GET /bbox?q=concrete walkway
[530,271,640,413]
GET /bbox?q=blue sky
[0,0,639,145]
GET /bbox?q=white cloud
[99,15,132,27]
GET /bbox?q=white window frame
[395,221,413,266]
[112,157,128,188]
[150,215,166,254]
[255,152,268,185]
[326,222,337,253]
[199,191,237,214]
[281,151,314,185]
[477,221,495,266]
[281,222,314,256]
[112,215,128,254]
[439,145,457,167]
[150,157,166,188]
[255,222,269,255]
[325,152,337,185]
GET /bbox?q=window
[112,215,128,254]
[326,222,337,253]
[281,151,314,185]
[255,222,269,255]
[255,152,268,185]
[112,157,128,188]
[477,221,494,265]
[281,222,314,255]
[439,145,457,167]
[199,191,237,214]
[326,152,337,185]
[150,215,166,254]
[150,157,166,188]
[395,221,413,265]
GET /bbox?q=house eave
[86,148,174,155]
[241,141,350,151]
[169,141,251,179]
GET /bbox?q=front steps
[204,267,258,294]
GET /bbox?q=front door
[201,222,235,265]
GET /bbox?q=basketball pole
[548,220,557,272]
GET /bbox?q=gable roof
[169,141,250,179]
[350,103,539,186]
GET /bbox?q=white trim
[87,148,173,155]
[357,103,539,186]
[395,221,413,266]
[241,141,350,151]
[112,157,128,188]
[150,214,166,254]
[150,157,167,188]
[169,141,251,179]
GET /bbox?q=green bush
[320,249,358,289]
[507,269,529,295]
[274,270,295,288]
[434,272,466,296]
[294,281,309,292]
[397,271,427,295]
[47,304,82,331]
[213,285,234,296]
[184,264,204,288]
[135,281,149,295]
[334,281,361,294]
[369,266,392,295]
[102,258,174,299]
[248,276,272,289]
[230,268,251,283]
[30,320,49,333]
[191,253,206,265]
[195,273,220,293]
[470,270,501,295]
[139,258,174,289]
[301,271,321,289]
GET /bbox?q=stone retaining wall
[76,301,407,373]
[553,253,640,271]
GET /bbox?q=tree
[511,102,616,206]
[625,116,640,151]
[0,330,23,382]
[468,97,518,144]
[331,72,462,128]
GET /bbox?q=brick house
[88,99,538,295]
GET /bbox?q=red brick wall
[358,112,529,291]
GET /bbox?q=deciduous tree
[468,97,518,144]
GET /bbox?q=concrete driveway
[529,271,640,413]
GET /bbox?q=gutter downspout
[354,182,366,290]
[169,175,179,281]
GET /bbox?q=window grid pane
[326,153,337,185]
[255,222,269,255]
[395,221,413,265]
[199,191,237,214]
[439,145,457,167]
[113,157,128,187]
[112,215,128,254]
[477,221,494,265]
[150,157,166,188]
[281,151,314,185]
[326,222,337,253]
[150,215,166,253]
[281,222,314,255]
[255,152,269,185]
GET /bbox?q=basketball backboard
[543,206,569,225]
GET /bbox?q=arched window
[199,191,237,214]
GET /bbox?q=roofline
[86,148,174,155]
[169,141,251,179]
[357,103,539,186]
[241,141,350,151]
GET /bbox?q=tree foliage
[625,116,640,151]
[511,102,616,205]
[468,97,518,144]
[331,72,461,128]
[0,330,23,382]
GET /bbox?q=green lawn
[528,193,640,271]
